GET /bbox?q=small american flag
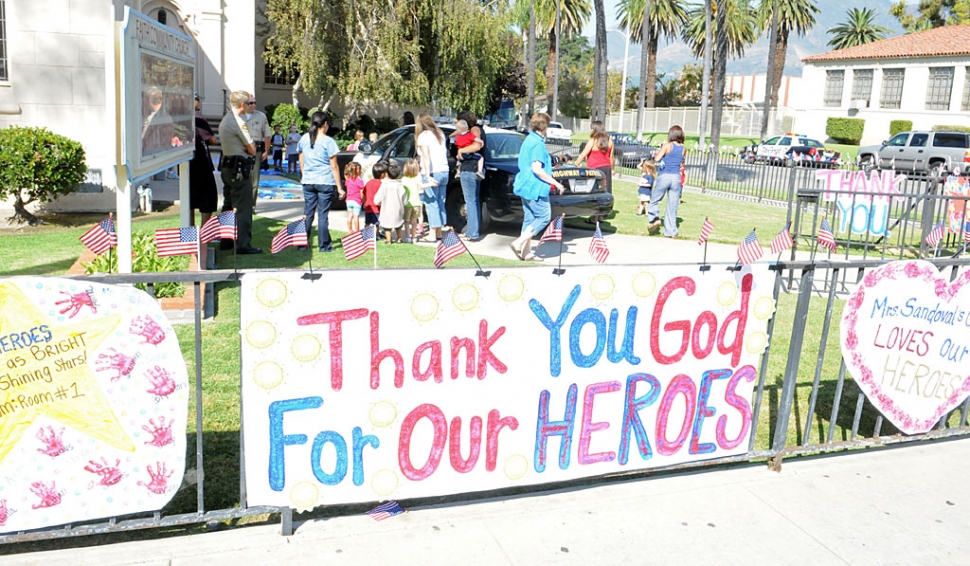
[736,229,763,266]
[199,211,236,244]
[155,227,199,257]
[365,500,406,521]
[769,221,794,254]
[79,216,117,255]
[434,230,466,268]
[964,221,970,244]
[817,218,837,252]
[924,222,945,248]
[271,218,308,253]
[342,225,377,261]
[540,215,564,243]
[588,223,609,263]
[697,217,714,246]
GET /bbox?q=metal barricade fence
[3,251,970,544]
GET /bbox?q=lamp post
[607,29,630,131]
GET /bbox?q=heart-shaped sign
[841,260,970,434]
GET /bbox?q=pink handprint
[30,481,62,509]
[142,416,174,447]
[130,315,166,345]
[84,457,123,487]
[95,348,138,381]
[54,288,97,318]
[36,426,67,457]
[144,366,176,396]
[138,462,173,494]
[0,500,7,526]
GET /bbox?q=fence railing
[3,239,970,545]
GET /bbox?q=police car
[740,134,842,168]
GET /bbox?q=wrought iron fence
[3,259,970,544]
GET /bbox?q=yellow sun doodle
[746,331,768,354]
[255,278,287,307]
[369,401,397,428]
[753,296,775,320]
[590,274,615,301]
[452,284,480,312]
[371,469,399,496]
[717,282,738,306]
[411,294,439,322]
[497,275,525,302]
[291,334,322,363]
[504,454,529,481]
[252,361,285,390]
[246,320,277,349]
[632,271,657,298]
[289,481,320,513]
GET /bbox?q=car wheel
[859,155,874,173]
[744,154,756,165]
[785,156,795,168]
[479,198,491,233]
[930,162,947,178]
[445,187,466,232]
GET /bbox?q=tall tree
[828,8,892,49]
[756,0,818,112]
[592,0,608,121]
[528,0,537,116]
[617,0,689,108]
[890,0,970,32]
[635,0,650,138]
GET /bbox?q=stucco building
[797,25,970,145]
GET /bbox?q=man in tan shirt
[218,90,260,254]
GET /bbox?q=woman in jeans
[416,113,450,241]
[648,125,685,238]
[510,113,564,262]
[298,111,344,251]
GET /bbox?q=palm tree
[617,0,689,108]
[757,0,818,110]
[827,7,891,49]
[536,0,592,113]
[682,0,758,148]
[592,0,608,121]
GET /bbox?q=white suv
[858,131,970,175]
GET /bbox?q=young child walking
[344,162,364,232]
[637,159,656,216]
[401,159,436,243]
[453,119,484,179]
[374,162,408,243]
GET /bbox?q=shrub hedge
[826,117,865,144]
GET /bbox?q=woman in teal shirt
[510,113,564,261]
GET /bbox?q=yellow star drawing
[0,282,135,464]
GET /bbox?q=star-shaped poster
[0,278,188,533]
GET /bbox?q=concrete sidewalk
[6,437,968,565]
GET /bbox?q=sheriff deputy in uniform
[218,90,261,254]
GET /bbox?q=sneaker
[402,237,412,243]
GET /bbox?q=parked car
[857,131,970,175]
[740,134,841,168]
[607,132,656,169]
[335,125,614,233]
[546,121,573,145]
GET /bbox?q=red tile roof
[803,25,970,62]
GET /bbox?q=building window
[963,67,970,111]
[823,70,844,107]
[879,68,904,109]
[0,0,7,81]
[264,62,294,86]
[851,69,873,105]
[925,67,953,111]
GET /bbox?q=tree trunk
[760,8,779,140]
[635,0,650,138]
[772,30,789,108]
[11,194,41,226]
[647,34,658,108]
[698,0,713,149]
[551,0,562,121]
[527,0,536,118]
[546,28,557,107]
[710,0,728,151]
[593,0,608,122]
[291,72,303,107]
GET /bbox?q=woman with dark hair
[298,111,344,251]
[455,110,486,241]
[647,125,685,238]
[576,120,614,194]
[416,113,449,241]
[510,113,564,261]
